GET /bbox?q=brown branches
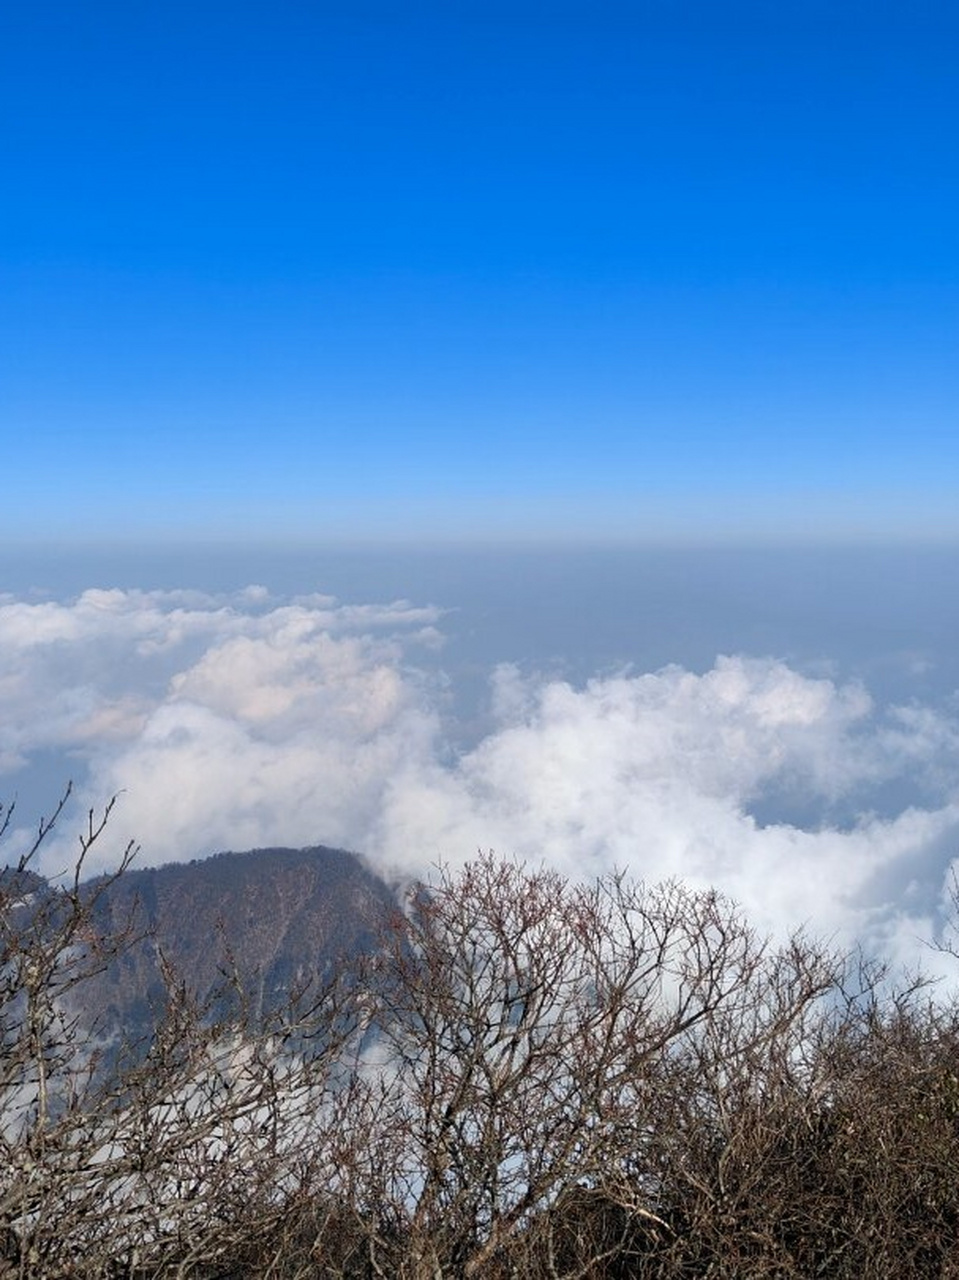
[4,807,959,1278]
[322,856,841,1279]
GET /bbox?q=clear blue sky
[3,1,957,543]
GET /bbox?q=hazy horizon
[1,540,958,982]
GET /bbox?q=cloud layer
[3,588,959,968]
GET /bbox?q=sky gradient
[4,7,959,973]
[4,1,958,542]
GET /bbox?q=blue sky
[4,3,959,969]
[3,1,957,542]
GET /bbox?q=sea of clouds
[2,586,959,973]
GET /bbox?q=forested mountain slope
[80,845,397,1041]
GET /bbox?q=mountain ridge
[68,844,398,1045]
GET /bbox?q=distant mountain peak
[80,844,397,1048]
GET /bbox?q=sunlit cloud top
[3,586,959,978]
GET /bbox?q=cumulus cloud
[370,658,959,960]
[0,589,444,864]
[2,588,959,968]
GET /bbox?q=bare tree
[1,788,142,1274]
[7,798,959,1279]
[0,790,361,1280]
[314,854,839,1279]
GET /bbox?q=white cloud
[369,659,959,959]
[0,589,444,868]
[2,589,959,969]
